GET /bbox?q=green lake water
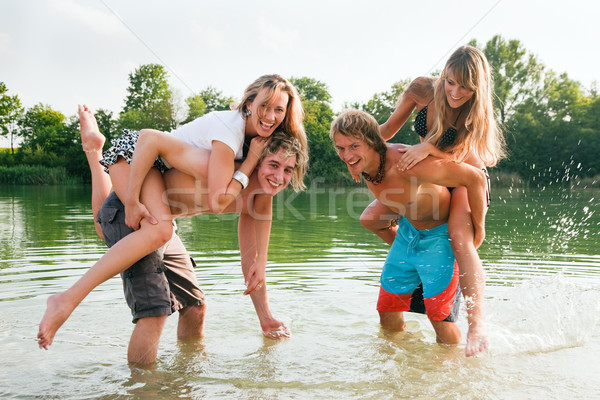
[0,182,599,399]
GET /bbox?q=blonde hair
[237,74,308,155]
[259,129,308,191]
[428,46,506,166]
[329,109,387,156]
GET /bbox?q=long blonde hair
[238,74,308,156]
[428,46,506,166]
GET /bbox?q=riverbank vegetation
[1,35,598,186]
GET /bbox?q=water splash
[485,275,600,355]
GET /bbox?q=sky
[1,0,598,146]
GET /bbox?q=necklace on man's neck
[362,151,386,185]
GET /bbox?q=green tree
[19,104,67,154]
[291,77,332,103]
[94,108,118,146]
[502,69,596,183]
[180,87,233,125]
[351,79,419,145]
[197,86,234,113]
[0,82,24,154]
[181,95,207,125]
[120,63,176,131]
[290,77,346,183]
[472,35,544,125]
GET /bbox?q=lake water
[0,182,599,399]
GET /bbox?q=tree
[120,64,176,131]
[197,86,234,113]
[0,82,24,154]
[472,35,544,125]
[181,95,207,125]
[16,104,80,168]
[351,79,419,145]
[502,69,595,183]
[94,108,118,146]
[19,104,67,152]
[290,77,347,183]
[180,86,233,125]
[291,77,332,103]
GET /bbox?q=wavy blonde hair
[259,129,308,191]
[237,74,308,156]
[428,46,506,166]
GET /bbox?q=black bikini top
[414,105,460,147]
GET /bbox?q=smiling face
[333,132,379,176]
[256,150,297,195]
[444,70,475,109]
[245,88,289,138]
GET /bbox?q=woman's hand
[473,224,485,249]
[247,136,271,161]
[124,199,157,230]
[397,142,432,171]
[243,261,266,295]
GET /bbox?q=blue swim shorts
[379,217,459,321]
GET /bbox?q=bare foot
[465,322,489,357]
[78,104,105,152]
[261,318,290,340]
[37,292,76,349]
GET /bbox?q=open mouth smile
[267,178,281,187]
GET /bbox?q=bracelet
[232,170,249,189]
[83,148,102,153]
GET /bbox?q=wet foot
[465,323,489,357]
[78,104,105,152]
[261,319,290,339]
[37,292,75,349]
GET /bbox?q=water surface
[0,183,599,399]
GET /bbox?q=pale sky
[0,0,598,146]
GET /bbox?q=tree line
[1,35,599,186]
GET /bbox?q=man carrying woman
[330,109,488,356]
[38,74,308,364]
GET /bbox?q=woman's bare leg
[448,186,489,357]
[78,105,111,239]
[38,120,175,350]
[360,200,399,246]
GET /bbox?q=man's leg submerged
[429,320,461,345]
[160,233,207,340]
[379,311,407,331]
[128,316,167,365]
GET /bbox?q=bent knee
[140,220,174,247]
[360,214,377,231]
[360,211,388,232]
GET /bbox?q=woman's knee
[360,208,387,232]
[360,211,377,231]
[141,220,174,247]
